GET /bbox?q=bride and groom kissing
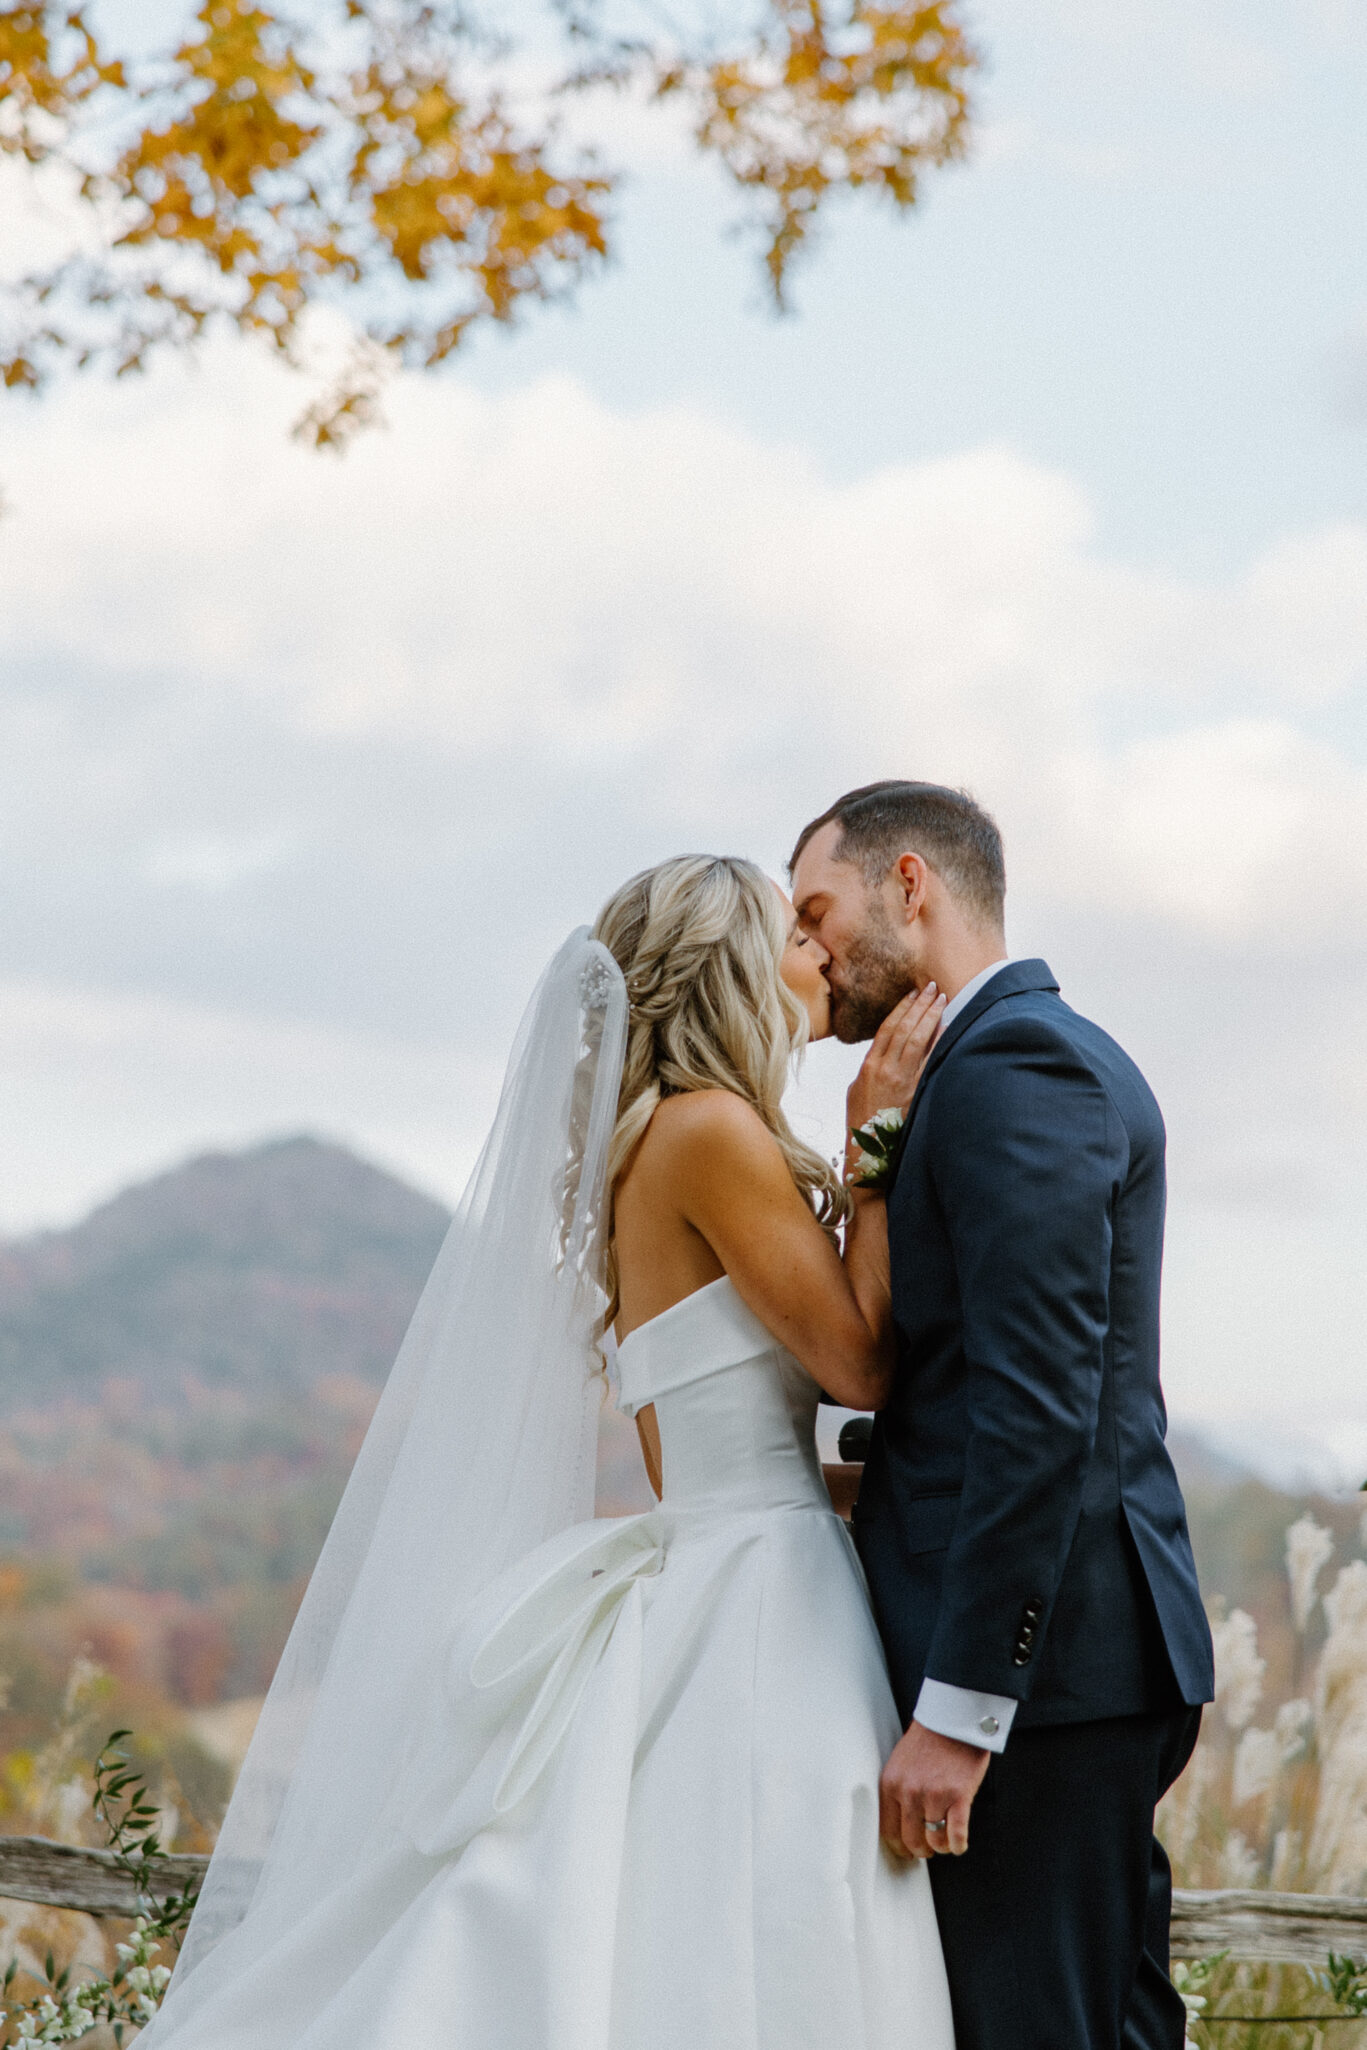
[140,779,1215,2050]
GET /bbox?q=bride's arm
[664,1098,890,1407]
[823,985,945,1510]
[661,986,944,1410]
[837,981,947,1358]
[823,1184,892,1513]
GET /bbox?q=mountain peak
[0,1134,452,1405]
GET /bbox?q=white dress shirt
[905,957,1021,1754]
[934,956,1012,1038]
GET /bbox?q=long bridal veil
[142,930,628,2038]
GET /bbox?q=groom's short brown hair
[789,781,1006,930]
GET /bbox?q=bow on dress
[406,1513,666,1856]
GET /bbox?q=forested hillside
[0,1135,450,1407]
[0,1135,1355,1847]
[0,1138,452,1826]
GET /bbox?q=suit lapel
[901,957,1060,1139]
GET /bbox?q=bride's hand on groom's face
[879,1721,990,1861]
[846,983,947,1141]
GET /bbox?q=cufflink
[979,1714,1000,1737]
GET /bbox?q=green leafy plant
[90,1730,201,1942]
[1316,1950,1367,2019]
[1176,1951,1367,2042]
[0,1730,199,2046]
[1,1921,169,2046]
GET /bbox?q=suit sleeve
[918,1019,1127,1702]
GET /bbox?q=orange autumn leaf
[0,0,977,446]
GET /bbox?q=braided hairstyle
[593,854,848,1324]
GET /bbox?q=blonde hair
[592,855,848,1320]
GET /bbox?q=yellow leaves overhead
[0,3,121,161]
[110,0,323,359]
[654,2,976,301]
[0,0,977,445]
[343,47,608,346]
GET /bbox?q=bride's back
[612,1089,785,1496]
[613,1091,731,1343]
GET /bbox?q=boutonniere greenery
[846,1106,908,1190]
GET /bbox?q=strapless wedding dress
[163,1278,954,2049]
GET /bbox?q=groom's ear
[893,852,931,924]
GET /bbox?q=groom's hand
[879,1721,990,1860]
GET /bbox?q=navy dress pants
[927,1708,1202,2050]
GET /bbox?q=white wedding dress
[157,1276,954,2050]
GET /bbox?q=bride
[139,855,956,2050]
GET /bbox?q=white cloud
[4,352,1367,982]
[1053,719,1367,936]
[144,830,297,893]
[0,975,498,1232]
[6,355,1363,795]
[0,348,1365,1440]
[1239,527,1367,700]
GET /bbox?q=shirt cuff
[913,1678,1018,1754]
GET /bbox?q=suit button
[1012,1650,1031,1666]
[979,1715,1000,1737]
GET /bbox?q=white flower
[1275,1697,1314,1761]
[1324,1556,1367,1639]
[1220,1828,1261,1887]
[1212,1608,1265,1730]
[1270,1826,1303,1889]
[847,1105,909,1189]
[1286,1514,1335,1633]
[1307,1559,1367,1891]
[1233,1726,1281,1806]
[60,1655,105,1720]
[1172,1958,1219,2050]
[50,1778,89,1846]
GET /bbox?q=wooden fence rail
[0,1837,207,1919]
[1170,1890,1367,1969]
[0,1836,1364,1970]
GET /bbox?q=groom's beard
[827,912,917,1044]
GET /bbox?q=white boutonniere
[846,1106,907,1189]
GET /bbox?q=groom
[790,781,1214,2050]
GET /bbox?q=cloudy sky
[1,0,1365,1479]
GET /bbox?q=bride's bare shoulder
[638,1091,782,1181]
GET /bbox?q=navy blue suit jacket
[853,959,1215,1729]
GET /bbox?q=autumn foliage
[0,0,977,442]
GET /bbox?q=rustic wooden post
[2,1835,1366,1973]
[0,1836,208,1918]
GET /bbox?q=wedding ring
[926,1818,947,1830]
